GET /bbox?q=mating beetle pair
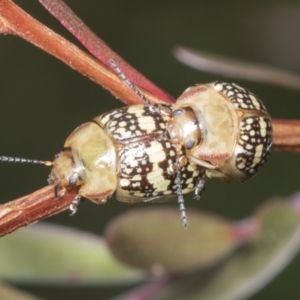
[48,71,272,226]
[1,66,272,227]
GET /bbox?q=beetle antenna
[0,156,52,166]
[110,59,187,226]
[176,157,188,228]
[109,59,153,107]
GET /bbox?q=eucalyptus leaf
[105,207,240,273]
[151,200,300,300]
[0,282,43,300]
[0,223,145,285]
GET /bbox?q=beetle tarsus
[69,195,81,216]
[69,172,79,186]
[194,173,207,200]
[54,183,61,198]
[47,176,54,185]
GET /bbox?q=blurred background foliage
[0,0,299,299]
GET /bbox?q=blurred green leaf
[150,200,300,300]
[0,282,42,300]
[105,207,239,273]
[0,223,145,285]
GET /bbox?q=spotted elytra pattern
[213,81,272,179]
[214,82,268,113]
[95,105,203,203]
[98,105,167,142]
[236,116,272,175]
[118,139,201,199]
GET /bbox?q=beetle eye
[185,139,195,149]
[172,109,183,116]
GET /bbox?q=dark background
[0,0,300,299]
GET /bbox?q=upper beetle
[163,81,272,183]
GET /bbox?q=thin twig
[174,47,300,92]
[0,0,171,105]
[38,0,173,103]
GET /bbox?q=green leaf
[151,200,300,300]
[105,207,239,273]
[0,282,43,300]
[0,223,145,285]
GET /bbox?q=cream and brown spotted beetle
[0,62,272,227]
[163,81,272,185]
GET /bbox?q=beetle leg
[54,183,61,198]
[194,172,207,200]
[69,172,79,186]
[47,176,54,185]
[69,194,82,216]
[168,155,188,175]
[205,169,230,182]
[187,155,218,169]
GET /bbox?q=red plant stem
[0,186,78,237]
[38,0,174,104]
[272,119,300,152]
[0,0,170,105]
